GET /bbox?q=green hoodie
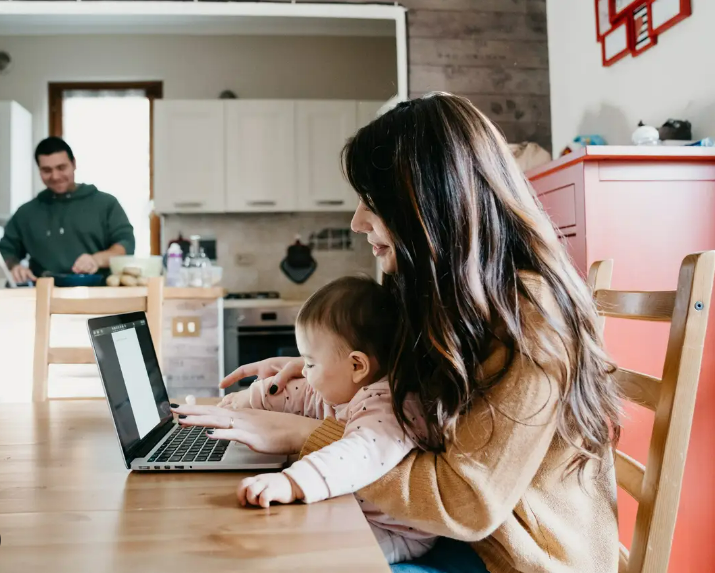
[0,184,135,276]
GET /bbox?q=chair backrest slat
[48,347,96,365]
[51,297,147,316]
[614,368,661,412]
[588,252,715,573]
[594,290,676,322]
[614,450,645,502]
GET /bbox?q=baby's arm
[283,388,416,503]
[225,377,327,419]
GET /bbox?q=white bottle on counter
[165,243,184,287]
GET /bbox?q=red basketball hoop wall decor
[595,0,692,66]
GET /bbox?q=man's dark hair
[34,137,75,165]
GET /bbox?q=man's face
[38,151,76,194]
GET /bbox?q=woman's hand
[170,404,321,455]
[219,357,305,395]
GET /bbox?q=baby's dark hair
[296,276,398,377]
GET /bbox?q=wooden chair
[33,277,164,402]
[587,252,715,573]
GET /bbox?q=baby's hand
[237,473,301,508]
[217,389,251,410]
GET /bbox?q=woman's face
[351,200,397,274]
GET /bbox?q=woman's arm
[301,345,562,541]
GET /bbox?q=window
[48,82,163,256]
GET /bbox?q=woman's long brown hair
[342,93,620,477]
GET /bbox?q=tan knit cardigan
[301,275,619,573]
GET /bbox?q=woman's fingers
[268,358,305,395]
[171,404,224,417]
[178,414,232,429]
[219,363,259,389]
[219,358,290,389]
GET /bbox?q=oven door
[223,325,300,393]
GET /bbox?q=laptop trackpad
[225,443,286,468]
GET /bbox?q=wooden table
[0,401,390,573]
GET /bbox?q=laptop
[87,311,287,471]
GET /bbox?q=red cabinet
[528,146,715,573]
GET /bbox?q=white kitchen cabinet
[225,101,296,212]
[154,101,225,214]
[0,102,33,226]
[296,101,358,212]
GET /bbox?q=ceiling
[0,14,396,37]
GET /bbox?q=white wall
[0,33,397,186]
[546,0,715,154]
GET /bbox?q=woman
[174,93,621,573]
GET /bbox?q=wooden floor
[0,400,390,573]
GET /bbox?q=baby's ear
[349,351,371,384]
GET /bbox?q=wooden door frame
[48,81,164,255]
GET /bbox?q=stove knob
[237,314,246,325]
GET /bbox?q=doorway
[48,81,163,256]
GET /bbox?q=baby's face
[295,326,368,405]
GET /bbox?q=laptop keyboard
[148,425,230,463]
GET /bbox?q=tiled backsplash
[163,213,376,300]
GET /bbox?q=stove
[225,291,280,300]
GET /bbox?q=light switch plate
[172,317,202,338]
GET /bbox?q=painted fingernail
[206,429,214,435]
[178,414,187,419]
[170,403,179,408]
[269,384,278,395]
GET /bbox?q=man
[0,137,135,283]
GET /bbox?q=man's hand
[10,264,36,284]
[237,473,302,508]
[72,253,100,275]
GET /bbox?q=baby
[230,275,436,564]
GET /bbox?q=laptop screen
[89,313,172,464]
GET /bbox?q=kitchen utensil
[280,237,316,284]
[109,255,163,278]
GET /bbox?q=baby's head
[295,276,398,405]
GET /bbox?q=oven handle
[237,329,296,337]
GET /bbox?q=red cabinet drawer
[538,184,577,229]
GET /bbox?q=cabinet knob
[247,200,277,207]
[315,200,345,206]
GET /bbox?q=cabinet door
[296,101,357,212]
[225,101,296,212]
[154,101,225,214]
